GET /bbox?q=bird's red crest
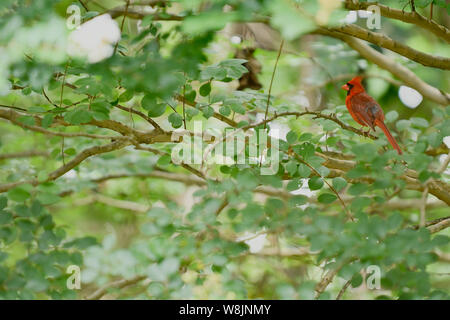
[348,76,363,85]
[342,76,365,93]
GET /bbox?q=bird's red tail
[375,119,402,155]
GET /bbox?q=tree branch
[0,150,48,160]
[0,140,130,193]
[344,0,450,43]
[0,108,124,140]
[85,275,148,300]
[314,29,450,105]
[175,95,239,128]
[243,110,378,140]
[328,24,450,69]
[76,193,150,213]
[115,104,162,131]
[316,152,450,206]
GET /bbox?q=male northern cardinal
[342,76,402,155]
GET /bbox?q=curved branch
[244,110,378,140]
[0,150,48,160]
[0,140,130,193]
[85,275,148,300]
[115,104,162,131]
[314,29,450,105]
[175,95,239,128]
[328,24,450,69]
[76,193,150,213]
[344,0,450,43]
[0,108,123,140]
[317,152,450,206]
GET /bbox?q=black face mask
[346,83,354,96]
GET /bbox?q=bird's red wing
[349,93,384,130]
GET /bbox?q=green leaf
[41,114,54,128]
[148,103,167,118]
[308,177,323,190]
[17,116,35,126]
[183,11,238,34]
[289,195,308,206]
[0,211,13,225]
[332,177,347,191]
[0,196,7,210]
[297,281,316,300]
[287,178,302,191]
[90,101,110,120]
[351,197,371,211]
[351,273,363,288]
[285,161,298,176]
[141,15,154,27]
[415,0,433,7]
[269,0,315,40]
[185,90,196,103]
[64,148,76,156]
[15,205,30,217]
[348,183,368,195]
[119,90,134,102]
[22,87,32,95]
[199,82,211,97]
[64,236,98,249]
[161,257,180,275]
[201,105,214,119]
[427,132,442,148]
[64,107,92,125]
[157,154,171,166]
[286,131,298,144]
[298,164,312,178]
[295,142,315,159]
[227,100,246,115]
[168,112,183,128]
[318,193,337,204]
[8,187,31,202]
[385,110,398,123]
[142,95,167,117]
[410,117,429,128]
[219,106,231,116]
[36,193,61,205]
[201,66,227,81]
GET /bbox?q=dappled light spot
[398,85,423,109]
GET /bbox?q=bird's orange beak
[342,84,349,91]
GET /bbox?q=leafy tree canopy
[0,0,449,300]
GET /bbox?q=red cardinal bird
[342,76,402,155]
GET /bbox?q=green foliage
[0,0,448,301]
[0,199,95,299]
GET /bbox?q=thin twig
[86,275,147,300]
[294,154,354,222]
[263,40,284,130]
[78,0,89,11]
[336,279,352,300]
[42,88,58,108]
[0,104,27,112]
[420,151,450,227]
[182,76,186,130]
[261,40,283,167]
[60,61,70,108]
[61,137,66,166]
[115,104,162,131]
[114,0,130,55]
